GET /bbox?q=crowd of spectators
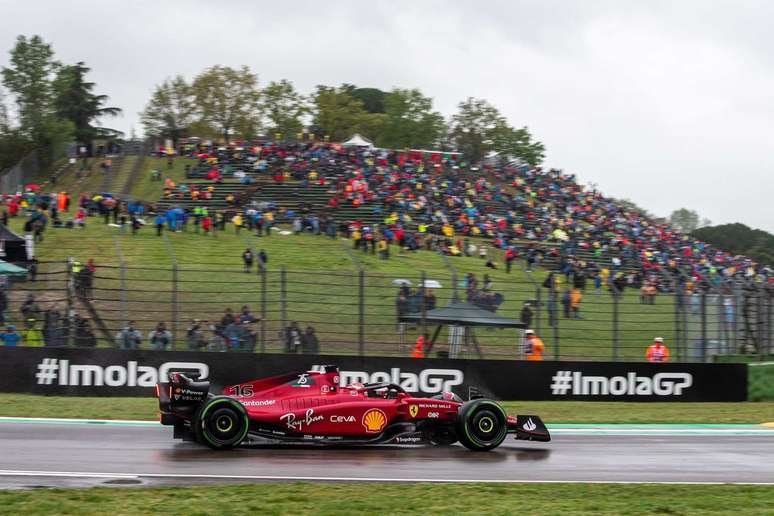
[159,140,774,293]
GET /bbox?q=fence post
[757,289,765,361]
[768,292,773,356]
[420,271,427,347]
[260,269,267,353]
[171,263,178,351]
[551,289,559,360]
[612,291,620,361]
[535,286,542,337]
[440,254,458,302]
[358,270,365,356]
[700,292,707,362]
[674,291,682,362]
[65,257,73,347]
[246,237,266,352]
[280,267,287,345]
[162,234,178,350]
[113,236,127,329]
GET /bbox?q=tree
[350,87,386,114]
[449,97,545,164]
[692,223,774,266]
[489,124,546,166]
[377,88,445,149]
[53,61,122,144]
[669,208,707,233]
[0,87,30,170]
[311,85,385,141]
[192,65,261,142]
[140,76,197,144]
[261,79,308,139]
[1,35,59,148]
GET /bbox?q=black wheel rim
[470,409,500,443]
[205,407,241,443]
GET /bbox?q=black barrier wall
[0,348,747,401]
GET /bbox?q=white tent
[342,133,374,148]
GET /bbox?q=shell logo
[361,409,387,433]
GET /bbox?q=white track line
[0,470,772,485]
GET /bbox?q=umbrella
[392,279,413,286]
[420,280,442,289]
[25,184,41,191]
[0,260,28,277]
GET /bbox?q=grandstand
[0,139,771,360]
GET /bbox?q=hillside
[6,214,690,361]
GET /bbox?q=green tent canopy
[0,260,28,277]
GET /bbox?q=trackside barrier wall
[0,348,746,401]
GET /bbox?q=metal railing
[2,259,771,362]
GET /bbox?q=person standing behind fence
[570,288,582,319]
[524,329,544,361]
[149,322,172,351]
[412,334,426,358]
[284,322,302,353]
[118,321,142,349]
[646,337,670,363]
[301,326,319,354]
[0,325,21,347]
[242,248,254,273]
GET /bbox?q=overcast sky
[2,0,772,231]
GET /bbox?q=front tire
[194,397,249,450]
[455,399,507,451]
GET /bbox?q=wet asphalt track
[0,421,773,488]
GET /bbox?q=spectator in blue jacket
[0,325,21,346]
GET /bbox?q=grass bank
[1,394,772,424]
[1,482,772,515]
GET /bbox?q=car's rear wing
[157,372,211,425]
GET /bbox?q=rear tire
[194,397,249,450]
[455,399,507,451]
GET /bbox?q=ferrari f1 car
[156,365,550,451]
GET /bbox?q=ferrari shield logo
[409,405,419,418]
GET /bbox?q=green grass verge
[1,483,772,515]
[748,363,774,402]
[1,395,772,423]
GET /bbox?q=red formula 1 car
[157,365,550,451]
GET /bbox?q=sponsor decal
[550,371,694,396]
[34,358,209,387]
[241,399,276,407]
[362,408,387,433]
[280,408,324,432]
[172,387,205,402]
[395,435,423,443]
[290,373,315,388]
[329,415,356,423]
[523,418,537,431]
[321,385,330,394]
[228,384,254,397]
[312,366,463,394]
[409,405,419,418]
[417,403,453,410]
[349,389,358,397]
[427,412,439,418]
